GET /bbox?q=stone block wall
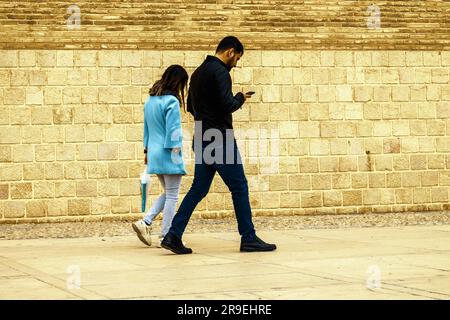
[0,1,449,222]
[1,49,450,222]
[0,0,449,50]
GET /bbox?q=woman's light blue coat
[143,93,187,175]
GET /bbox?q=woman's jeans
[143,174,182,237]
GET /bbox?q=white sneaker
[132,220,152,246]
[156,235,164,248]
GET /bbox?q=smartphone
[245,91,255,96]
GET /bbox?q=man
[161,36,276,254]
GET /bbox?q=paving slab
[0,225,449,300]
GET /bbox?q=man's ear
[228,48,235,58]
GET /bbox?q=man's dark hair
[216,36,244,55]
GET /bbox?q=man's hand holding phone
[244,91,255,101]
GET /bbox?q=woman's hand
[172,147,181,154]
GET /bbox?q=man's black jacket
[187,55,245,134]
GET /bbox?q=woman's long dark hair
[149,65,189,112]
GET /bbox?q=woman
[132,65,188,247]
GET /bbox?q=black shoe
[240,236,277,252]
[161,232,193,254]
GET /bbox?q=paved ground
[2,211,450,240]
[0,224,449,300]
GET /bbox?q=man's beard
[225,60,233,71]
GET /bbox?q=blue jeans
[144,174,182,237]
[169,136,256,241]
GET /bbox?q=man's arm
[187,92,195,117]
[214,68,245,114]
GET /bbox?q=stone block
[343,190,362,206]
[301,191,322,208]
[68,199,92,215]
